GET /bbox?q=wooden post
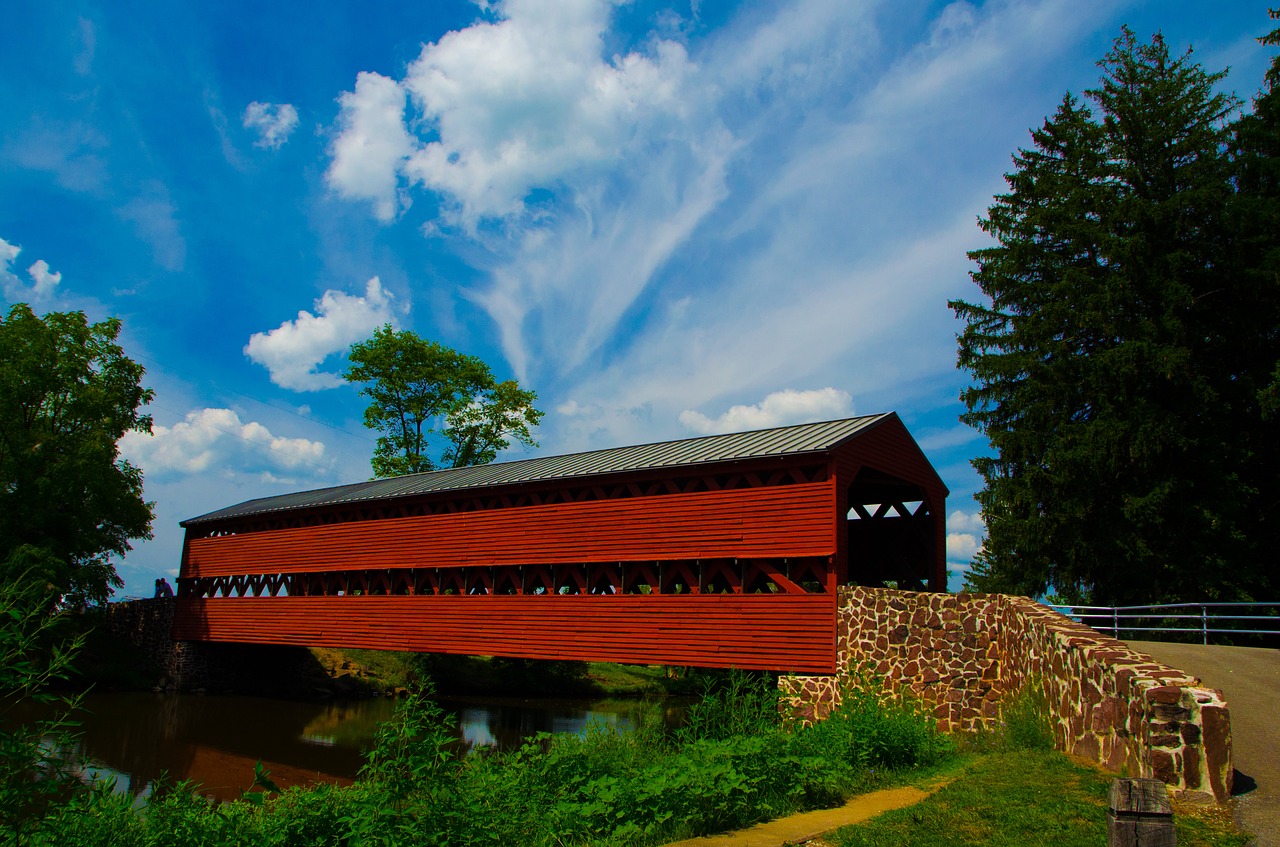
[1108,778,1175,847]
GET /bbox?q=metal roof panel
[181,412,892,526]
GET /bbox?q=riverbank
[17,673,956,845]
[320,648,721,699]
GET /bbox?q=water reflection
[10,693,668,803]
[446,696,637,751]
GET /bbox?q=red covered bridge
[172,413,947,674]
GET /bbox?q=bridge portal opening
[846,467,937,591]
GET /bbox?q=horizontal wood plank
[172,594,838,674]
[186,483,837,578]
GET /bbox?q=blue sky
[2,1,1273,598]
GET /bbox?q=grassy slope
[823,751,1249,847]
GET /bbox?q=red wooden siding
[832,417,949,590]
[186,482,836,578]
[836,419,950,500]
[172,594,838,673]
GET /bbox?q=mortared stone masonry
[779,587,1232,803]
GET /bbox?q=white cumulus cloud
[27,260,61,298]
[948,509,986,533]
[244,277,397,391]
[399,0,691,223]
[326,72,416,221]
[243,101,300,149]
[679,387,854,435]
[1,237,62,302]
[946,532,983,562]
[328,0,693,227]
[119,408,328,479]
[946,508,986,568]
[0,237,21,282]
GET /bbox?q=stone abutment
[104,597,331,696]
[779,587,1232,803]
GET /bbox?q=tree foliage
[0,576,88,845]
[951,26,1280,604]
[0,305,154,607]
[1237,11,1280,420]
[344,325,544,478]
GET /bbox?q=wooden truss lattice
[181,558,835,600]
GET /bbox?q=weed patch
[961,678,1054,754]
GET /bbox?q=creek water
[13,691,673,803]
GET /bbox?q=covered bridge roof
[182,412,897,527]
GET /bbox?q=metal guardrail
[1043,602,1280,645]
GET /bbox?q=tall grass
[963,679,1055,754]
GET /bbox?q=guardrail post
[1108,778,1174,847]
[1113,606,1119,638]
[1202,605,1207,645]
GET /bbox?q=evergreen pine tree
[952,27,1277,604]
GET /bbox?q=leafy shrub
[793,682,953,774]
[999,680,1055,752]
[0,574,89,847]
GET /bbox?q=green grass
[824,751,1249,847]
[583,661,684,695]
[310,648,717,698]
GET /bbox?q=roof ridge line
[181,412,891,526]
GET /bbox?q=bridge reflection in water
[13,692,667,803]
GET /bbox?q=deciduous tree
[951,27,1279,604]
[344,325,543,477]
[0,305,154,606]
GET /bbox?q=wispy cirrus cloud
[119,180,185,271]
[244,277,398,391]
[323,0,1112,464]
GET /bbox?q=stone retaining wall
[105,598,330,695]
[104,597,196,689]
[779,587,1232,803]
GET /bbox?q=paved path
[662,779,952,847]
[1128,640,1280,846]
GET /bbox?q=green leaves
[344,325,544,478]
[0,304,154,607]
[951,24,1280,604]
[0,578,90,845]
